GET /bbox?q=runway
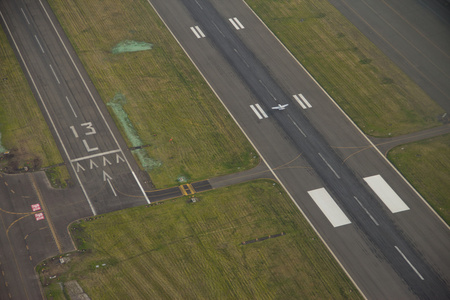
[0,0,449,299]
[146,0,450,298]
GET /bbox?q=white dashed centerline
[34,35,45,53]
[65,96,77,118]
[20,8,30,25]
[318,152,340,179]
[354,196,379,226]
[49,64,60,84]
[395,246,424,280]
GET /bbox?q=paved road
[328,0,450,113]
[147,0,450,298]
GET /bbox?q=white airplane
[271,104,289,110]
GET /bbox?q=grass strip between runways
[44,180,362,299]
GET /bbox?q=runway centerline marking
[287,114,307,137]
[20,8,30,25]
[364,175,409,213]
[354,196,379,226]
[65,96,77,118]
[395,246,424,280]
[318,153,340,179]
[194,0,203,9]
[70,149,121,163]
[308,187,351,227]
[49,64,60,84]
[34,35,45,53]
[259,79,277,101]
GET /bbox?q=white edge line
[242,0,449,233]
[233,17,245,29]
[250,105,263,119]
[229,18,240,30]
[394,246,424,280]
[190,26,201,39]
[38,0,150,204]
[293,94,307,109]
[0,10,97,216]
[133,171,150,204]
[144,1,366,298]
[255,103,268,118]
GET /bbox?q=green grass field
[0,26,69,186]
[39,180,361,299]
[388,134,450,224]
[246,0,443,137]
[47,0,258,188]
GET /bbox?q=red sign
[35,212,45,221]
[31,203,41,212]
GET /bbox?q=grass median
[246,0,443,137]
[47,0,258,188]
[388,134,450,224]
[38,180,362,299]
[0,25,69,186]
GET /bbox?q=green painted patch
[111,40,153,54]
[107,93,161,171]
[0,133,7,153]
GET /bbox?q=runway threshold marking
[363,175,409,213]
[308,188,351,227]
[250,104,268,119]
[229,17,245,30]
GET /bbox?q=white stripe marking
[229,18,240,30]
[299,94,312,108]
[107,179,117,197]
[21,8,30,25]
[34,35,45,53]
[250,105,263,119]
[255,104,268,118]
[308,188,351,227]
[364,175,409,213]
[233,17,245,29]
[70,149,121,163]
[65,96,77,118]
[133,171,150,204]
[293,94,307,109]
[318,153,340,179]
[354,197,379,226]
[49,64,60,84]
[395,246,424,280]
[195,26,205,38]
[190,26,201,39]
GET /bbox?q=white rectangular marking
[250,105,263,120]
[233,17,245,29]
[70,149,121,163]
[21,8,30,25]
[229,18,240,30]
[255,104,268,118]
[395,246,424,280]
[299,94,312,108]
[190,26,201,39]
[49,64,60,84]
[364,175,409,213]
[308,188,351,227]
[34,35,45,53]
[293,94,307,109]
[195,26,205,38]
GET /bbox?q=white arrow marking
[103,170,112,181]
[89,159,99,169]
[76,162,85,172]
[103,156,112,166]
[107,178,117,197]
[116,153,125,164]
